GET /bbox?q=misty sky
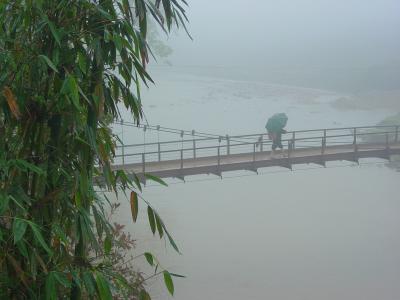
[166,0,400,69]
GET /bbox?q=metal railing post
[217,146,221,169]
[142,153,145,174]
[158,142,161,162]
[260,135,263,152]
[292,132,296,150]
[395,126,399,143]
[253,143,256,162]
[322,129,327,155]
[192,130,196,158]
[180,149,183,169]
[353,128,358,153]
[226,135,230,155]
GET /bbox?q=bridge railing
[112,125,400,167]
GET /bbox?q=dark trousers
[272,132,283,150]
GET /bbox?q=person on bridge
[265,113,288,158]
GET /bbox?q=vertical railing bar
[142,153,145,174]
[292,132,296,150]
[353,128,358,153]
[217,146,221,169]
[226,135,230,155]
[158,142,161,162]
[253,143,256,162]
[395,126,399,143]
[192,130,196,159]
[260,135,263,152]
[180,149,183,169]
[353,127,357,145]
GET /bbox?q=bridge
[112,125,400,183]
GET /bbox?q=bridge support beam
[280,164,292,170]
[313,161,326,167]
[246,168,258,174]
[344,157,359,164]
[210,172,222,178]
[313,154,326,167]
[175,175,185,182]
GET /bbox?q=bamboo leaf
[161,0,173,29]
[130,191,139,222]
[154,212,179,252]
[144,252,154,266]
[144,173,168,186]
[132,173,143,192]
[39,55,58,73]
[16,240,29,258]
[147,206,156,234]
[29,223,53,256]
[14,159,44,175]
[139,289,151,300]
[95,272,113,300]
[61,75,80,111]
[83,271,96,296]
[104,234,112,255]
[163,271,174,295]
[45,272,57,300]
[54,272,71,288]
[78,52,87,74]
[165,229,180,254]
[13,218,28,244]
[0,193,9,214]
[46,20,61,45]
[154,213,164,238]
[92,206,104,239]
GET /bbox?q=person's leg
[276,133,283,149]
[276,133,284,157]
[271,138,277,158]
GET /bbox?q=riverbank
[331,89,400,111]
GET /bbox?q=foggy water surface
[111,67,400,300]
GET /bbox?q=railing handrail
[117,125,400,149]
[114,129,399,159]
[119,125,400,149]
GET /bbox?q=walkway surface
[111,124,400,180]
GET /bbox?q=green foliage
[377,113,400,126]
[0,0,188,298]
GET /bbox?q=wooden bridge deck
[112,142,400,181]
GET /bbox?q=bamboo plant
[0,0,189,298]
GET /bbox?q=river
[111,66,400,300]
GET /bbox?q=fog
[169,0,400,69]
[145,0,400,92]
[114,2,400,300]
